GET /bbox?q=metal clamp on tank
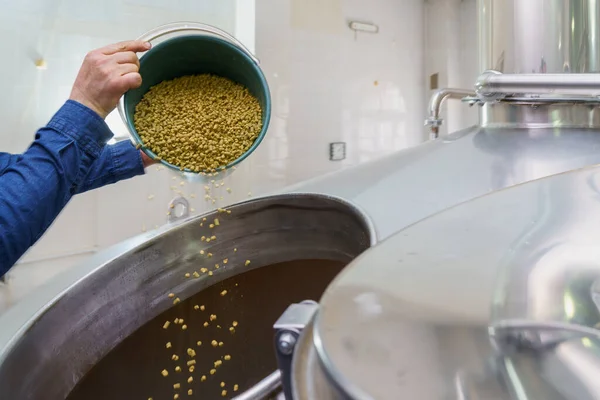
[273,300,320,400]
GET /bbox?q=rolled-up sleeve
[0,100,112,273]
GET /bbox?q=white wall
[0,0,426,308]
[424,0,478,137]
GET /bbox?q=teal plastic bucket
[119,23,271,175]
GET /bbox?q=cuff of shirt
[46,100,113,158]
[110,140,145,182]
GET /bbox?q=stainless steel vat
[0,194,375,400]
[287,164,600,399]
[4,1,600,399]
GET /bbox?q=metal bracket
[274,300,320,400]
[167,196,190,224]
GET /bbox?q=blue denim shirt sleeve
[77,140,144,193]
[0,100,142,273]
[0,140,144,195]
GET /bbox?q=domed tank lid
[312,164,600,399]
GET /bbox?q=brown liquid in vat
[66,259,345,400]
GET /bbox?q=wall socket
[329,142,346,161]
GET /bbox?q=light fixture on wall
[348,20,379,34]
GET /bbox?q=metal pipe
[231,371,282,400]
[425,88,476,139]
[475,70,600,100]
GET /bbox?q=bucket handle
[135,21,259,65]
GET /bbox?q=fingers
[112,51,140,68]
[117,63,139,76]
[101,40,151,55]
[119,72,143,90]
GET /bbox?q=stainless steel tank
[286,0,600,241]
[3,1,600,399]
[286,163,600,399]
[0,194,374,399]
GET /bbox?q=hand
[70,40,152,119]
[140,151,157,168]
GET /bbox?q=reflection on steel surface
[309,165,600,399]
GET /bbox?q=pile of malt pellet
[134,74,263,172]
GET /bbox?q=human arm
[0,40,151,272]
[0,100,112,270]
[74,140,157,193]
[0,142,154,195]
